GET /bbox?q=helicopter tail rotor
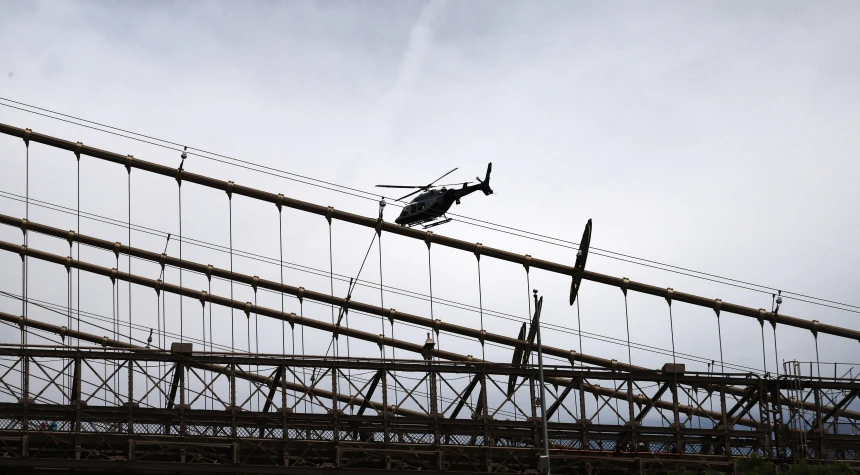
[477,162,493,195]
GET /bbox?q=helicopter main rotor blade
[426,167,458,188]
[435,182,473,187]
[396,189,424,201]
[375,185,425,189]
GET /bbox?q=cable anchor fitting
[325,206,334,224]
[64,256,72,272]
[244,302,252,319]
[288,313,296,329]
[205,265,213,281]
[199,291,208,306]
[757,308,766,327]
[665,288,674,307]
[110,268,118,284]
[252,276,259,293]
[18,245,27,261]
[713,299,722,317]
[388,308,396,325]
[113,241,122,259]
[226,181,235,199]
[297,287,305,303]
[621,277,629,297]
[425,231,433,249]
[19,218,28,236]
[125,155,134,173]
[74,142,83,161]
[23,128,32,147]
[154,279,163,296]
[276,193,285,212]
[523,254,532,273]
[66,230,76,246]
[811,320,820,339]
[474,242,483,261]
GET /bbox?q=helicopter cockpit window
[400,207,409,216]
[410,205,417,214]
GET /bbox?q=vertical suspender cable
[127,167,132,347]
[228,195,235,357]
[178,183,183,344]
[279,206,285,356]
[716,313,725,372]
[327,221,335,356]
[772,326,780,377]
[22,138,29,400]
[378,236,386,359]
[667,300,677,365]
[76,148,81,352]
[623,292,632,366]
[476,257,485,361]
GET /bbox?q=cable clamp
[252,276,259,292]
[375,217,383,236]
[523,254,532,272]
[226,181,234,199]
[325,206,334,224]
[479,330,486,346]
[244,302,252,319]
[205,264,213,281]
[19,218,28,235]
[610,359,618,371]
[23,128,32,147]
[332,324,340,340]
[811,320,820,338]
[621,277,629,296]
[125,155,134,173]
[102,336,109,347]
[74,142,83,160]
[276,193,285,211]
[67,230,76,246]
[433,319,442,335]
[388,308,396,324]
[114,241,122,259]
[60,326,68,341]
[474,242,483,261]
[297,287,305,303]
[200,291,208,306]
[568,350,578,366]
[288,312,296,329]
[175,168,184,186]
[768,311,778,329]
[665,288,674,306]
[159,253,167,270]
[757,308,766,327]
[378,334,385,350]
[110,268,118,283]
[64,256,72,272]
[424,231,433,249]
[18,245,27,260]
[155,279,163,296]
[713,299,722,317]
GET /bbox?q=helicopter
[376,163,493,228]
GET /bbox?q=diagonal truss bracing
[2,239,857,427]
[0,122,858,343]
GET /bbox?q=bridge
[0,122,857,473]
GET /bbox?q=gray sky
[1,0,859,381]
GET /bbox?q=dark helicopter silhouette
[377,163,493,228]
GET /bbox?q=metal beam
[0,241,850,427]
[1,123,857,342]
[0,311,424,417]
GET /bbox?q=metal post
[533,290,550,474]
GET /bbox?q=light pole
[533,290,550,474]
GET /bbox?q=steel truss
[0,348,857,474]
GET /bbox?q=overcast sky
[1,0,859,385]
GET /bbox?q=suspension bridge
[0,121,857,474]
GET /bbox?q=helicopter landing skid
[422,217,452,229]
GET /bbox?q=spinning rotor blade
[436,182,473,187]
[427,167,458,188]
[396,189,424,201]
[375,184,425,189]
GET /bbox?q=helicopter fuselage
[394,183,487,227]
